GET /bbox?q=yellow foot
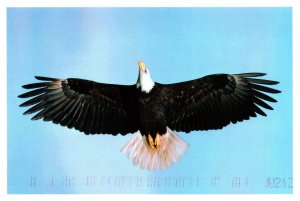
[146,133,161,150]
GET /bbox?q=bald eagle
[19,61,280,170]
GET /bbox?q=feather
[234,87,249,96]
[235,73,266,77]
[61,98,82,126]
[46,92,64,101]
[253,96,273,110]
[250,83,281,94]
[224,82,235,92]
[64,89,77,98]
[52,98,76,124]
[77,100,90,131]
[87,103,96,134]
[252,89,277,102]
[249,110,257,117]
[34,76,60,81]
[90,104,99,134]
[23,101,46,115]
[222,95,239,123]
[47,95,67,108]
[48,82,62,90]
[22,82,50,89]
[43,97,69,121]
[246,78,279,85]
[65,98,84,128]
[42,101,64,121]
[233,90,250,102]
[228,94,244,121]
[18,88,45,98]
[96,105,105,133]
[83,100,95,134]
[200,104,210,130]
[47,88,63,95]
[220,96,233,123]
[31,108,47,120]
[210,97,225,127]
[236,83,251,90]
[253,104,267,116]
[19,94,46,107]
[50,99,72,124]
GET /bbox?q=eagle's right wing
[19,76,139,135]
[162,73,281,132]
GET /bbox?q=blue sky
[7,8,292,194]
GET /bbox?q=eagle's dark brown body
[138,86,168,139]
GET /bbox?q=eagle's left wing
[162,73,281,132]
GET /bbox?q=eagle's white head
[137,61,155,93]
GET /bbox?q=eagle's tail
[121,127,189,170]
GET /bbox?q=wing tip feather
[235,72,267,77]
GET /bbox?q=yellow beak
[138,61,146,72]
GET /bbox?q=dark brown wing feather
[19,76,139,135]
[162,73,280,132]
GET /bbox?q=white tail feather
[121,127,189,170]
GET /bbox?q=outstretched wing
[163,73,281,132]
[19,76,139,135]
